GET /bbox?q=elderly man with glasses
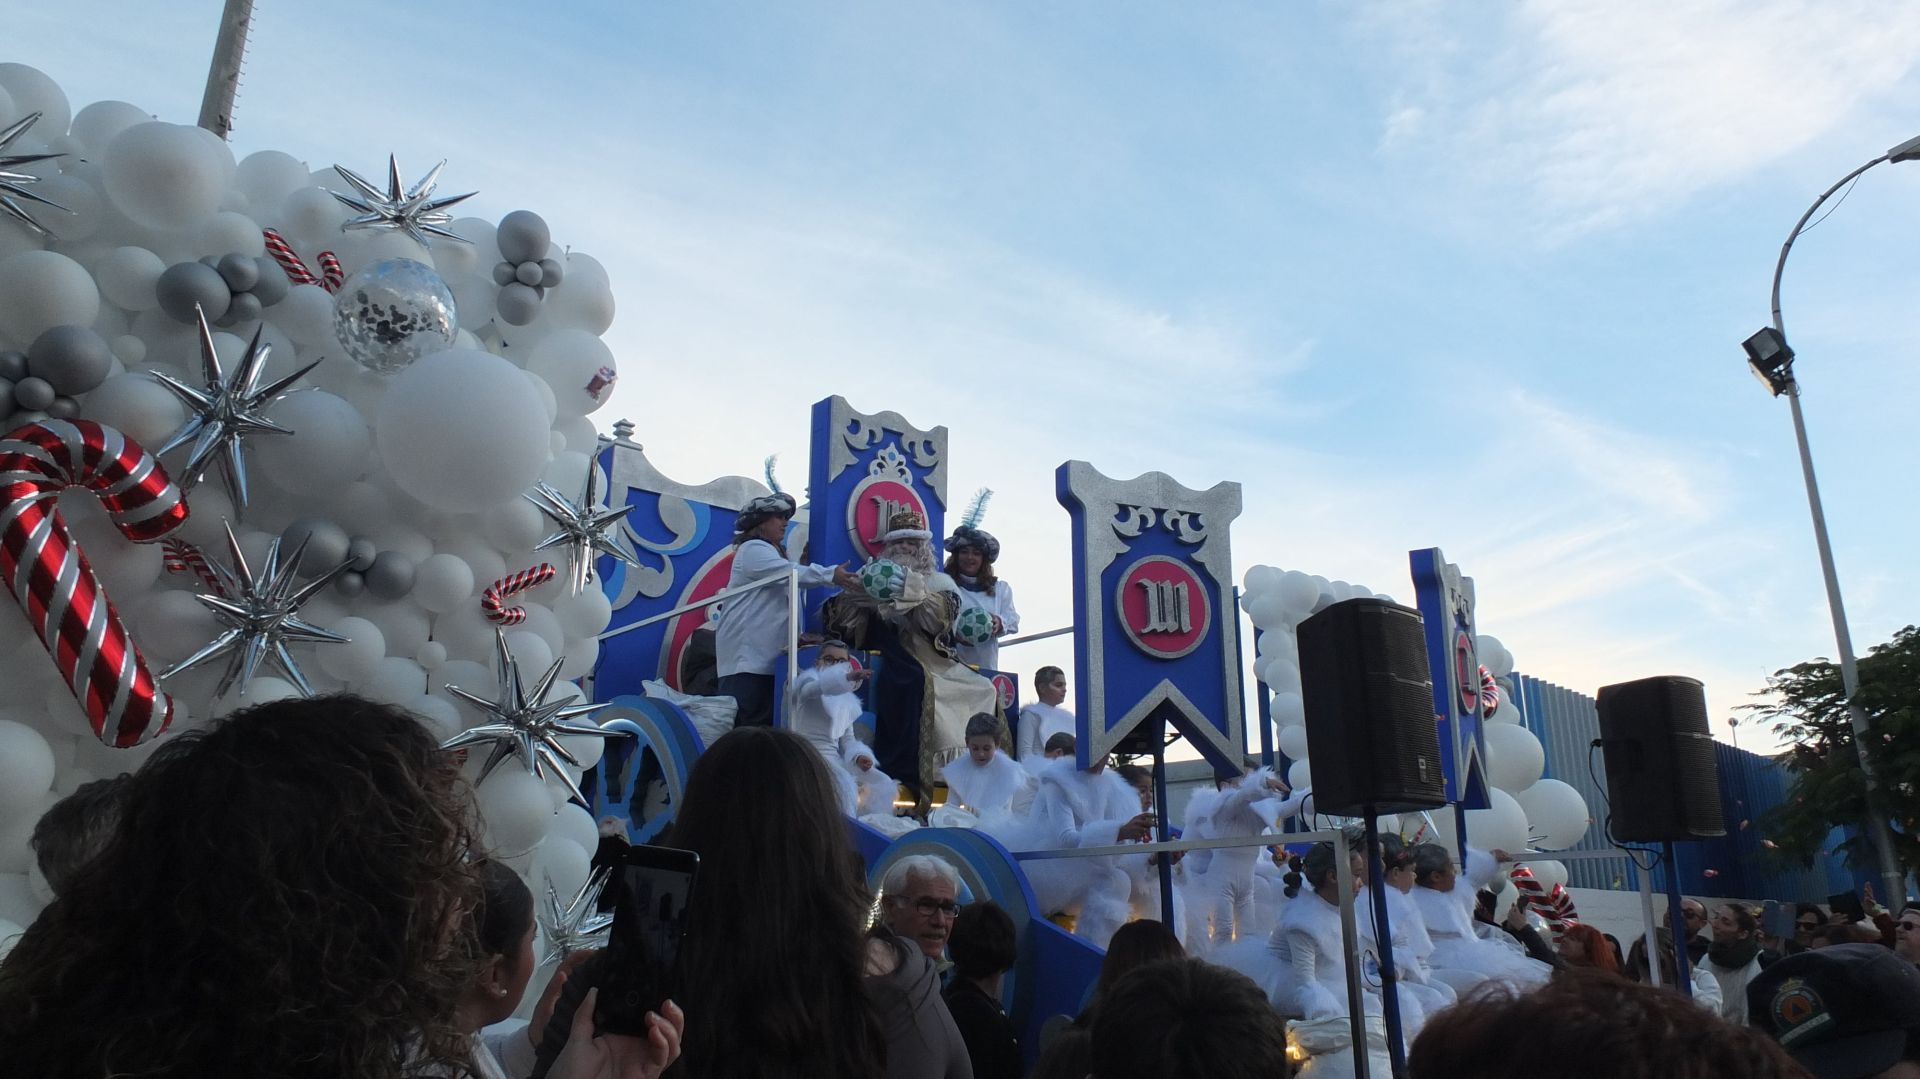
[1680,897,1712,963]
[882,854,966,961]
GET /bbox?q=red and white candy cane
[0,420,189,747]
[262,228,346,292]
[163,537,225,595]
[483,564,555,626]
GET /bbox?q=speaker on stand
[1299,597,1446,1079]
[1596,674,1724,1001]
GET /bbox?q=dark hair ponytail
[1282,854,1306,898]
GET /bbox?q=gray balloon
[0,351,26,381]
[249,257,289,307]
[282,516,352,575]
[496,282,542,326]
[46,396,79,419]
[346,536,378,572]
[492,261,518,286]
[365,550,417,599]
[220,291,263,326]
[29,325,114,396]
[514,260,544,287]
[216,253,260,293]
[334,571,366,598]
[13,376,55,411]
[0,379,12,405]
[496,210,551,264]
[538,258,564,288]
[156,261,232,324]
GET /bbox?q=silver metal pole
[1639,861,1661,989]
[197,0,254,139]
[1769,153,1909,906]
[1334,827,1371,1079]
[783,564,801,726]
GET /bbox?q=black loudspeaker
[1297,598,1447,815]
[1596,675,1726,841]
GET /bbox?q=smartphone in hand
[593,844,699,1037]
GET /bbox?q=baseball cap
[1748,943,1920,1079]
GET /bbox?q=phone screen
[594,845,699,1037]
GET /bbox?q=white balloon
[277,186,346,247]
[415,640,448,670]
[1463,787,1530,856]
[234,151,311,214]
[0,251,99,346]
[1277,722,1309,762]
[1246,592,1288,631]
[549,802,601,855]
[475,765,554,857]
[1476,635,1514,678]
[540,253,615,335]
[0,871,43,927]
[556,415,601,455]
[1483,722,1545,794]
[211,675,300,717]
[554,588,612,638]
[1513,778,1590,851]
[269,283,336,345]
[359,656,427,706]
[1242,565,1281,595]
[1486,698,1521,725]
[1277,571,1320,618]
[0,63,71,137]
[435,659,493,702]
[99,122,230,231]
[375,349,552,512]
[68,100,149,154]
[413,553,476,614]
[407,693,463,742]
[557,641,598,681]
[252,390,370,495]
[1270,691,1305,729]
[0,721,55,814]
[192,211,265,258]
[317,617,385,682]
[530,836,592,900]
[1287,758,1312,791]
[361,600,432,660]
[504,630,554,678]
[483,497,547,554]
[526,330,617,416]
[94,246,167,311]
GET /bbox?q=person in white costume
[1110,764,1188,938]
[1357,835,1455,1035]
[1016,666,1075,767]
[988,755,1153,949]
[786,640,871,815]
[1408,842,1551,995]
[1276,842,1381,1021]
[934,713,1035,829]
[943,515,1019,671]
[1182,766,1301,952]
[713,492,861,727]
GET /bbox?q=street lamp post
[1744,133,1920,907]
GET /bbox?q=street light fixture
[1748,133,1920,905]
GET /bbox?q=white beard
[883,539,936,575]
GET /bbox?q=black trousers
[719,672,776,727]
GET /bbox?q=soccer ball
[859,558,906,600]
[955,604,995,645]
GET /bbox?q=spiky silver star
[152,306,321,510]
[328,155,475,246]
[0,112,69,235]
[527,461,639,595]
[443,629,617,805]
[161,522,354,698]
[540,867,614,963]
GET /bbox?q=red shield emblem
[991,673,1016,711]
[1115,555,1212,661]
[846,476,927,560]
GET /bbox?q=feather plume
[961,487,993,530]
[763,454,782,495]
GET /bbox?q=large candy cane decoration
[483,563,555,626]
[0,420,189,746]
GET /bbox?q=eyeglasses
[1798,919,1822,930]
[1900,920,1920,933]
[897,896,962,918]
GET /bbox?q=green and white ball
[859,558,906,600]
[955,604,995,645]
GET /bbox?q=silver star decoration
[526,461,639,595]
[442,629,618,805]
[329,155,475,246]
[152,306,321,510]
[0,111,69,234]
[540,867,613,963]
[161,522,354,699]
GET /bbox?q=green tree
[1747,625,1920,878]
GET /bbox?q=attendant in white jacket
[786,640,871,815]
[934,712,1035,829]
[1408,842,1552,995]
[1016,666,1075,766]
[987,756,1153,949]
[712,493,860,727]
[1360,835,1455,1034]
[944,523,1019,671]
[1182,766,1300,951]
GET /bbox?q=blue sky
[17,1,1920,754]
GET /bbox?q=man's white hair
[882,853,961,897]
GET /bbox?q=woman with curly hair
[0,695,679,1079]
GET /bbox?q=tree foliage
[1747,625,1920,876]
